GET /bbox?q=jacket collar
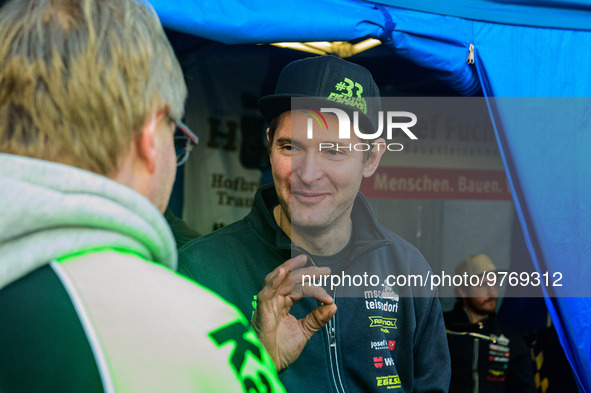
[447,300,498,329]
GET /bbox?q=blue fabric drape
[151,1,591,390]
[150,0,383,43]
[366,0,591,31]
[473,23,591,392]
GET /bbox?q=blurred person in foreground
[0,0,286,391]
[444,254,536,393]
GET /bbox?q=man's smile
[292,191,331,204]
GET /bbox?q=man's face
[462,278,498,316]
[268,110,381,232]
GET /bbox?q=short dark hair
[266,115,283,153]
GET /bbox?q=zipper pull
[329,327,336,348]
[467,44,475,65]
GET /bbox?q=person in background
[0,0,285,391]
[444,254,536,393]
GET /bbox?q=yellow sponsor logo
[376,375,401,389]
[369,316,397,333]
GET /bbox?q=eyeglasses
[169,117,199,166]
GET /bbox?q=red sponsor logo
[374,357,384,368]
[388,340,396,351]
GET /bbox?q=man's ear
[363,138,386,178]
[266,127,270,142]
[136,111,160,174]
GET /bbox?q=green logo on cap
[327,77,367,114]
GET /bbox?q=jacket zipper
[326,312,346,393]
[292,242,391,393]
[297,249,344,393]
[472,338,479,393]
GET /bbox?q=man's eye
[326,149,342,156]
[282,145,295,151]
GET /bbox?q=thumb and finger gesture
[252,254,337,371]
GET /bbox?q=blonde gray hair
[0,0,187,175]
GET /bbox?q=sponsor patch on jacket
[370,340,397,352]
[374,357,384,368]
[369,316,397,333]
[376,374,401,389]
[489,343,509,352]
[488,369,506,377]
[371,340,389,350]
[491,334,510,346]
[364,285,399,301]
[373,356,395,369]
[489,337,510,365]
[365,298,399,313]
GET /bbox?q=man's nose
[488,285,498,297]
[294,153,323,184]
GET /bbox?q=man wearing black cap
[179,55,450,392]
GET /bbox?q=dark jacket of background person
[444,301,537,393]
[178,184,451,393]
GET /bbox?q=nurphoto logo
[306,108,419,152]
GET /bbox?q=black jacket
[444,302,536,393]
[179,184,451,393]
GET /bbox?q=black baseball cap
[258,55,381,133]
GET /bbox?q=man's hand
[252,254,337,372]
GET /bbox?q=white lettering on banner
[362,167,512,201]
[375,173,452,193]
[458,176,502,194]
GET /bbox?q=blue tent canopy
[150,1,591,390]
